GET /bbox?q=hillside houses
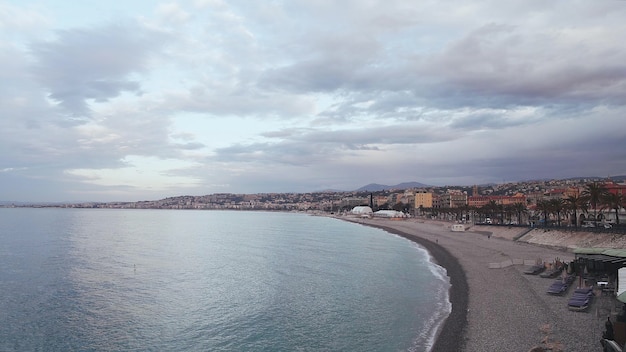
[14,177,626,229]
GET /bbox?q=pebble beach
[344,217,616,352]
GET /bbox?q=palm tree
[564,194,587,228]
[457,204,471,222]
[468,205,478,224]
[535,200,551,227]
[549,198,565,227]
[503,204,514,224]
[511,202,528,225]
[582,182,609,225]
[602,193,625,225]
[482,200,499,223]
[475,206,486,223]
[497,203,505,224]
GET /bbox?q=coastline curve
[350,220,468,352]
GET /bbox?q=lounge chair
[540,267,563,278]
[523,264,545,275]
[568,287,594,311]
[546,275,575,295]
[568,299,592,311]
[546,280,568,295]
[573,287,593,295]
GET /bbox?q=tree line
[419,182,625,228]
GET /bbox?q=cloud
[2,0,626,202]
[256,1,626,120]
[29,22,168,117]
[0,2,50,32]
[156,3,191,25]
[211,122,458,168]
[419,23,626,109]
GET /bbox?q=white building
[373,210,407,218]
[351,206,373,217]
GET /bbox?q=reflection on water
[0,209,450,351]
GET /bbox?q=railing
[476,222,626,234]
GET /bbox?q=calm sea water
[0,208,450,351]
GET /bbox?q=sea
[0,208,451,352]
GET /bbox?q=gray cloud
[418,23,626,109]
[2,0,626,201]
[255,3,626,120]
[29,22,167,117]
[212,123,458,168]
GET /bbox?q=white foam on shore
[408,242,453,352]
[346,219,454,351]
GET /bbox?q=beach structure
[450,224,465,232]
[571,248,626,347]
[373,210,407,218]
[350,206,373,217]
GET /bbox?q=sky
[1,0,626,202]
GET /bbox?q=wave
[407,241,452,352]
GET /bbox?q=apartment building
[414,191,433,209]
[467,193,527,207]
[433,190,467,208]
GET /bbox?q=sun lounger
[523,264,545,275]
[573,287,593,294]
[569,293,593,302]
[546,281,568,295]
[568,288,593,301]
[567,287,594,311]
[568,303,591,311]
[546,275,575,295]
[540,267,563,278]
[568,298,591,308]
[569,296,592,304]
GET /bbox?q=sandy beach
[344,217,615,352]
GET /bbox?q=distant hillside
[355,182,430,192]
[564,175,626,182]
[612,175,626,182]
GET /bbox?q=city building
[468,193,527,207]
[433,190,468,208]
[414,191,433,209]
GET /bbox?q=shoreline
[340,217,610,352]
[347,220,468,352]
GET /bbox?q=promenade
[345,218,617,352]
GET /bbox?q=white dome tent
[373,210,407,218]
[351,206,373,217]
